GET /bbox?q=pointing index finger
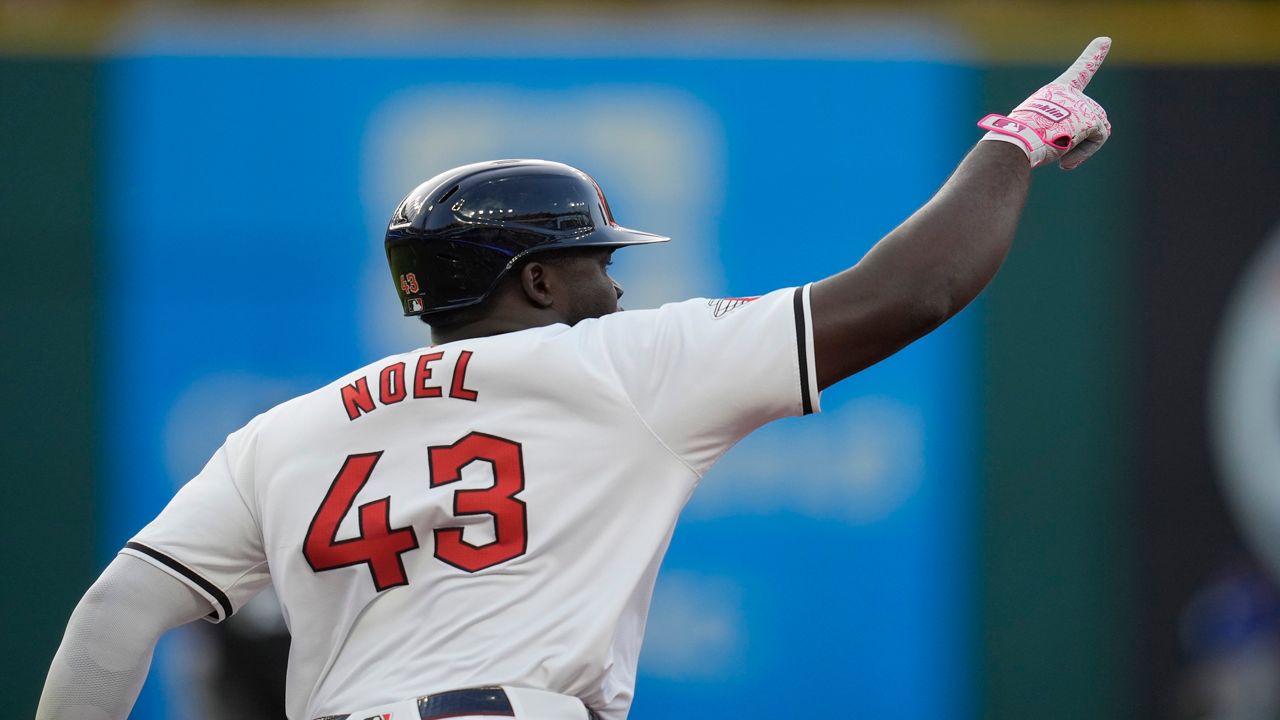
[1054,36,1112,90]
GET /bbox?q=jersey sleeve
[119,424,270,623]
[591,284,821,474]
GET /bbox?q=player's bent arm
[36,554,211,720]
[811,37,1113,389]
[811,141,1030,388]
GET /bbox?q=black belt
[315,687,598,720]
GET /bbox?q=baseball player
[37,38,1113,720]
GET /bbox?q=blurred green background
[4,2,1279,718]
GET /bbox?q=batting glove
[978,37,1113,171]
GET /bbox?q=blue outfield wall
[104,51,977,719]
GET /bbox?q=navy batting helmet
[385,159,669,316]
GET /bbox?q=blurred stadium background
[3,1,1279,718]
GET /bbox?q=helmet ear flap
[386,238,510,317]
[384,160,669,317]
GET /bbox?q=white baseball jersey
[123,285,821,720]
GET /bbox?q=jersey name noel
[339,347,480,420]
[122,286,820,720]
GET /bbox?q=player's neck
[430,313,563,345]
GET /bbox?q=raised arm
[812,37,1113,389]
[37,555,211,720]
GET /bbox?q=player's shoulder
[577,287,795,336]
[226,347,440,440]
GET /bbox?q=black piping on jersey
[125,541,232,619]
[792,287,814,415]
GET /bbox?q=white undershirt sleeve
[36,554,212,720]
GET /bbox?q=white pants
[337,686,594,720]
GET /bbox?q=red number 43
[303,432,528,591]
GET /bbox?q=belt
[315,687,598,720]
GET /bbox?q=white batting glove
[978,37,1113,170]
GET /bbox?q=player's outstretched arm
[811,37,1112,389]
[36,555,211,720]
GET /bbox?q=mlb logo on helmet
[361,714,391,720]
[408,298,424,313]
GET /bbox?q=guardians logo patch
[707,296,759,318]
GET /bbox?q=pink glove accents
[979,37,1114,170]
[978,113,1047,156]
